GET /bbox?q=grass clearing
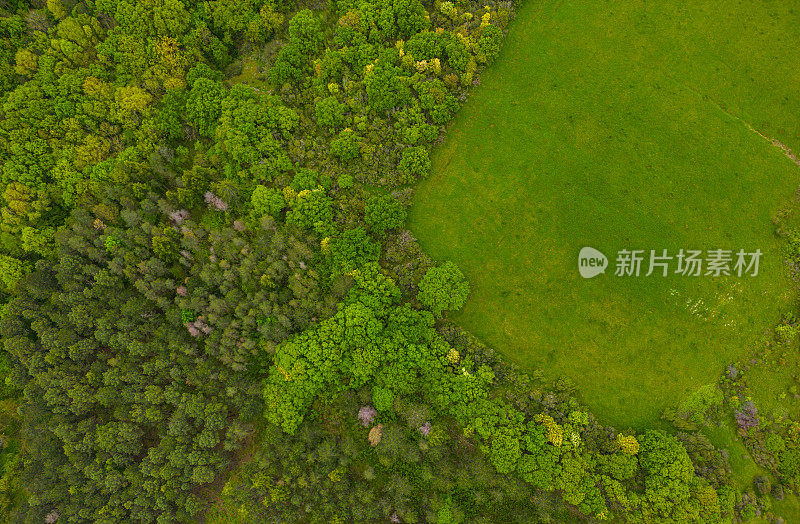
[702,419,765,492]
[745,341,800,422]
[409,0,800,427]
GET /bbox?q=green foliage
[187,62,225,85]
[365,49,411,114]
[156,88,188,140]
[406,31,445,61]
[181,308,197,323]
[329,227,381,273]
[372,385,395,411]
[765,433,786,454]
[207,0,283,45]
[779,449,800,485]
[0,1,756,522]
[477,25,504,64]
[398,146,431,183]
[417,261,470,317]
[415,78,459,125]
[251,185,285,218]
[365,194,406,236]
[638,430,700,520]
[290,168,320,191]
[315,96,347,130]
[187,78,225,137]
[214,85,298,173]
[286,188,334,234]
[330,128,361,161]
[675,383,723,426]
[270,9,322,85]
[0,255,23,292]
[288,9,323,53]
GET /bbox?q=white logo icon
[578,247,608,279]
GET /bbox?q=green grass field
[409,0,800,428]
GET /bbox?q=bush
[765,433,787,454]
[676,383,723,426]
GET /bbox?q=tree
[405,31,444,61]
[115,85,152,113]
[372,386,394,412]
[392,0,430,39]
[329,228,381,274]
[415,78,459,125]
[286,188,334,235]
[365,50,411,114]
[270,42,308,85]
[315,96,346,130]
[417,261,469,317]
[251,185,285,218]
[477,25,504,64]
[397,146,431,183]
[364,194,406,236]
[638,430,697,520]
[270,9,322,86]
[207,0,280,44]
[330,128,360,161]
[0,254,24,291]
[155,88,187,140]
[288,9,323,53]
[214,84,298,172]
[617,433,639,455]
[187,77,224,137]
[290,168,320,192]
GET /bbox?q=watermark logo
[579,247,762,278]
[578,247,608,279]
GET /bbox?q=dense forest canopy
[0,0,798,522]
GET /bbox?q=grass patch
[702,419,765,492]
[746,350,800,422]
[768,494,800,523]
[409,0,800,427]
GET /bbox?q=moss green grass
[409,0,800,428]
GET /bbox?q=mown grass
[409,0,800,427]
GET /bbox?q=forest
[0,0,800,522]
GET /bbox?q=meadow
[409,0,800,428]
